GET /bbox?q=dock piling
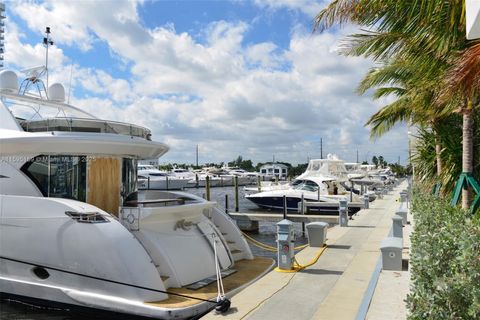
[225,194,229,214]
[234,176,239,212]
[205,176,211,201]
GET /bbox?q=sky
[4,0,409,166]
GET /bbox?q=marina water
[0,186,308,319]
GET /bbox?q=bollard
[380,237,403,271]
[234,176,239,212]
[225,194,229,214]
[363,193,370,209]
[277,219,295,270]
[392,214,403,238]
[400,191,407,203]
[306,222,328,247]
[147,176,151,189]
[396,209,407,226]
[338,199,348,227]
[205,176,211,201]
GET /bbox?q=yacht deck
[145,257,273,308]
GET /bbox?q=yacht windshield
[292,180,319,192]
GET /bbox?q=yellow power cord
[242,231,309,252]
[274,245,327,273]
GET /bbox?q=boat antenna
[43,26,54,90]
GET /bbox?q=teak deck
[145,257,274,308]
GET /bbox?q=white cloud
[6,1,408,166]
[253,0,325,17]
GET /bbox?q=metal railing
[19,117,152,140]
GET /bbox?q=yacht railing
[18,117,152,140]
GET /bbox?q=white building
[259,163,288,180]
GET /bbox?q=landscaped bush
[407,192,480,319]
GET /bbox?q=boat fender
[215,297,231,313]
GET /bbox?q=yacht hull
[246,195,360,215]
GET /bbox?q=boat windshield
[292,180,319,192]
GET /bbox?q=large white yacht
[245,156,362,215]
[0,69,272,319]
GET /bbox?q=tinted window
[22,155,86,201]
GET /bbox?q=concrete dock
[204,182,410,320]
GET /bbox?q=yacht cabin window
[21,155,87,201]
[21,155,138,204]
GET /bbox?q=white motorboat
[245,177,361,215]
[138,164,190,190]
[246,156,363,215]
[0,69,273,319]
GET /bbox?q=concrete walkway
[204,182,408,320]
[366,198,413,320]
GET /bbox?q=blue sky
[5,0,408,166]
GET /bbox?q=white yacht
[246,156,362,215]
[0,69,272,319]
[138,164,190,190]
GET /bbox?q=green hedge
[407,192,480,319]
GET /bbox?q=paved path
[204,182,408,320]
[366,198,413,320]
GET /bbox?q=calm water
[0,186,308,319]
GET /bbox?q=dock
[228,212,339,224]
[204,181,409,320]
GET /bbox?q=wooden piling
[235,176,239,212]
[225,194,229,214]
[205,176,211,201]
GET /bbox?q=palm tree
[313,0,476,209]
[357,57,455,178]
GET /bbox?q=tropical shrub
[407,192,480,319]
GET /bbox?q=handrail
[18,116,152,140]
[124,198,186,207]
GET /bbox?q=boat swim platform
[145,257,274,309]
[203,182,407,320]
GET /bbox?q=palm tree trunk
[435,142,442,176]
[432,122,442,176]
[461,102,474,209]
